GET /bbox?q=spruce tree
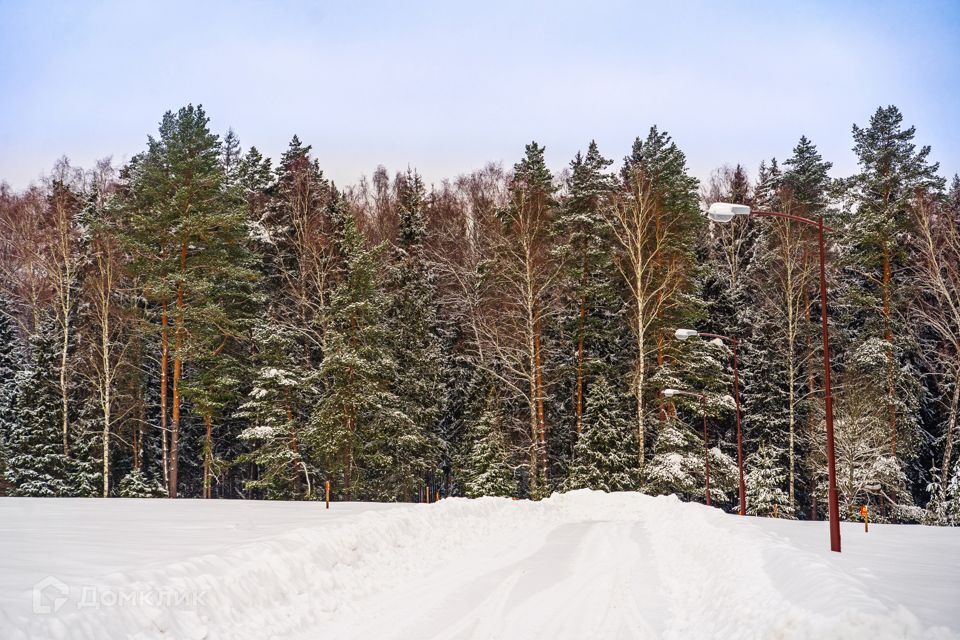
[386,169,444,489]
[117,468,166,498]
[237,323,312,498]
[552,142,626,475]
[5,320,69,496]
[783,136,833,212]
[565,376,637,492]
[463,395,517,498]
[753,158,783,212]
[0,304,20,493]
[307,194,415,501]
[745,441,794,518]
[945,457,960,525]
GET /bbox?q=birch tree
[610,128,701,468]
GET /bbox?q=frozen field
[1,491,958,639]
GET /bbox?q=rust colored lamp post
[707,202,841,553]
[674,328,746,516]
[662,388,712,506]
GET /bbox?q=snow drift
[0,491,957,639]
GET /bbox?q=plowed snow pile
[1,491,957,639]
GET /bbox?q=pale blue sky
[1,0,957,190]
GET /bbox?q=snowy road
[1,491,958,639]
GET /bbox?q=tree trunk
[101,303,111,498]
[882,242,897,456]
[942,375,960,488]
[60,309,70,458]
[203,413,213,498]
[534,316,547,484]
[169,242,186,498]
[635,267,646,466]
[160,301,170,490]
[574,252,589,436]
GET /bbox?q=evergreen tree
[728,164,750,204]
[237,323,312,498]
[565,376,637,492]
[552,141,625,474]
[0,301,21,491]
[5,320,69,496]
[745,441,794,518]
[463,394,517,498]
[747,136,833,514]
[386,169,444,488]
[783,136,833,213]
[945,457,960,525]
[753,158,783,211]
[117,468,166,498]
[124,104,259,497]
[839,106,945,517]
[68,394,104,497]
[307,194,414,501]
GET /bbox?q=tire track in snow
[328,514,668,639]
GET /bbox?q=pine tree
[745,441,794,518]
[5,320,69,496]
[844,106,945,465]
[830,106,946,519]
[728,164,750,204]
[565,376,637,492]
[67,394,104,497]
[124,104,259,497]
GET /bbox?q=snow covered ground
[1,491,958,639]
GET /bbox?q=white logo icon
[32,576,69,614]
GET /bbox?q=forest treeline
[1,104,959,524]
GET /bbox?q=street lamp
[707,201,841,553]
[661,388,713,506]
[675,328,746,516]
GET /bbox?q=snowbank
[0,492,957,639]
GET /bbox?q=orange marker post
[860,505,868,532]
[325,480,331,509]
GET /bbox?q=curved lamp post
[662,388,712,506]
[675,329,745,516]
[707,202,841,553]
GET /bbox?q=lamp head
[674,328,699,341]
[707,202,752,223]
[662,388,679,398]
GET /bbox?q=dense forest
[1,103,958,525]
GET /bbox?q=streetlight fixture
[707,202,841,553]
[675,328,746,516]
[661,388,713,506]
